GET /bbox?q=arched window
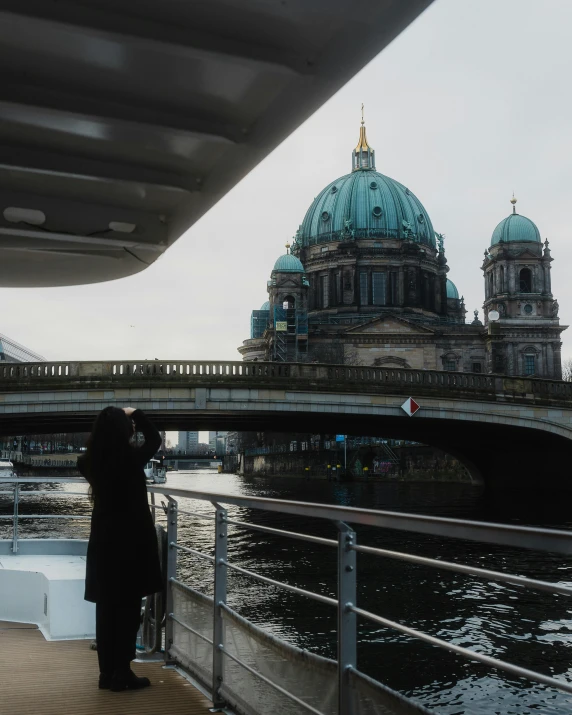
[282,295,295,309]
[488,272,494,297]
[499,265,504,292]
[519,268,532,293]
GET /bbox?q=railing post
[165,497,178,665]
[212,504,228,709]
[11,483,19,553]
[337,521,356,715]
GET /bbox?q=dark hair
[82,406,133,495]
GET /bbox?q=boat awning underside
[0,0,432,287]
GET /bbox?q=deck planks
[0,625,213,715]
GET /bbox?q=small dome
[491,213,541,246]
[260,301,270,310]
[446,279,459,299]
[273,253,305,273]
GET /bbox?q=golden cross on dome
[285,242,290,254]
[361,103,365,125]
[510,192,517,214]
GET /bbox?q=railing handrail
[147,485,572,555]
[3,478,572,556]
[0,359,571,405]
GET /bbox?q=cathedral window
[524,354,536,376]
[488,272,494,297]
[372,272,387,306]
[519,268,532,293]
[444,360,456,371]
[472,362,482,373]
[360,272,368,305]
[499,265,504,292]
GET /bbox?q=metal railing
[1,359,571,404]
[3,478,572,712]
[145,485,572,713]
[0,477,90,553]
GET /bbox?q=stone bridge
[1,360,572,489]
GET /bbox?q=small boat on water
[144,458,167,484]
[0,459,14,478]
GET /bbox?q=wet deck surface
[0,622,213,715]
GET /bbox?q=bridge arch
[1,360,572,490]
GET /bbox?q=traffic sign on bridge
[401,398,420,417]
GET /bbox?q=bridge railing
[1,360,572,401]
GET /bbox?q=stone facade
[239,122,566,378]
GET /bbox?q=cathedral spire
[352,105,375,171]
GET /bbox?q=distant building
[0,333,45,363]
[208,431,217,452]
[178,431,199,452]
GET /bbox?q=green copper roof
[295,123,435,248]
[491,213,541,246]
[297,170,435,247]
[273,253,304,273]
[446,279,459,299]
[260,300,270,310]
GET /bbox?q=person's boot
[110,669,151,692]
[98,673,112,689]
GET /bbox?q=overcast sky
[2,0,572,365]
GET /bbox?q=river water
[2,470,572,714]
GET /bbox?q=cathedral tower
[482,197,565,377]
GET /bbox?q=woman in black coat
[78,406,163,691]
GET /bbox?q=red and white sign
[401,397,420,417]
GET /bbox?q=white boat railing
[2,478,572,714]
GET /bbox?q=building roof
[260,301,270,310]
[296,123,436,248]
[491,212,541,246]
[0,333,45,362]
[273,253,305,273]
[446,279,459,300]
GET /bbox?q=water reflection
[1,471,572,713]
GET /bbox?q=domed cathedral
[483,196,565,377]
[239,117,565,378]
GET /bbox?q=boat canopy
[0,1,433,287]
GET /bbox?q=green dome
[297,171,435,247]
[273,253,304,273]
[491,213,541,246]
[260,301,270,310]
[446,279,459,299]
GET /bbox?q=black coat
[78,409,163,603]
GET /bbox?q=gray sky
[2,0,572,363]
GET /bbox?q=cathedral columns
[508,262,516,294]
[398,267,405,306]
[546,342,553,377]
[537,345,545,376]
[543,262,552,294]
[507,342,515,375]
[554,343,562,380]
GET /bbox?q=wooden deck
[0,621,213,715]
